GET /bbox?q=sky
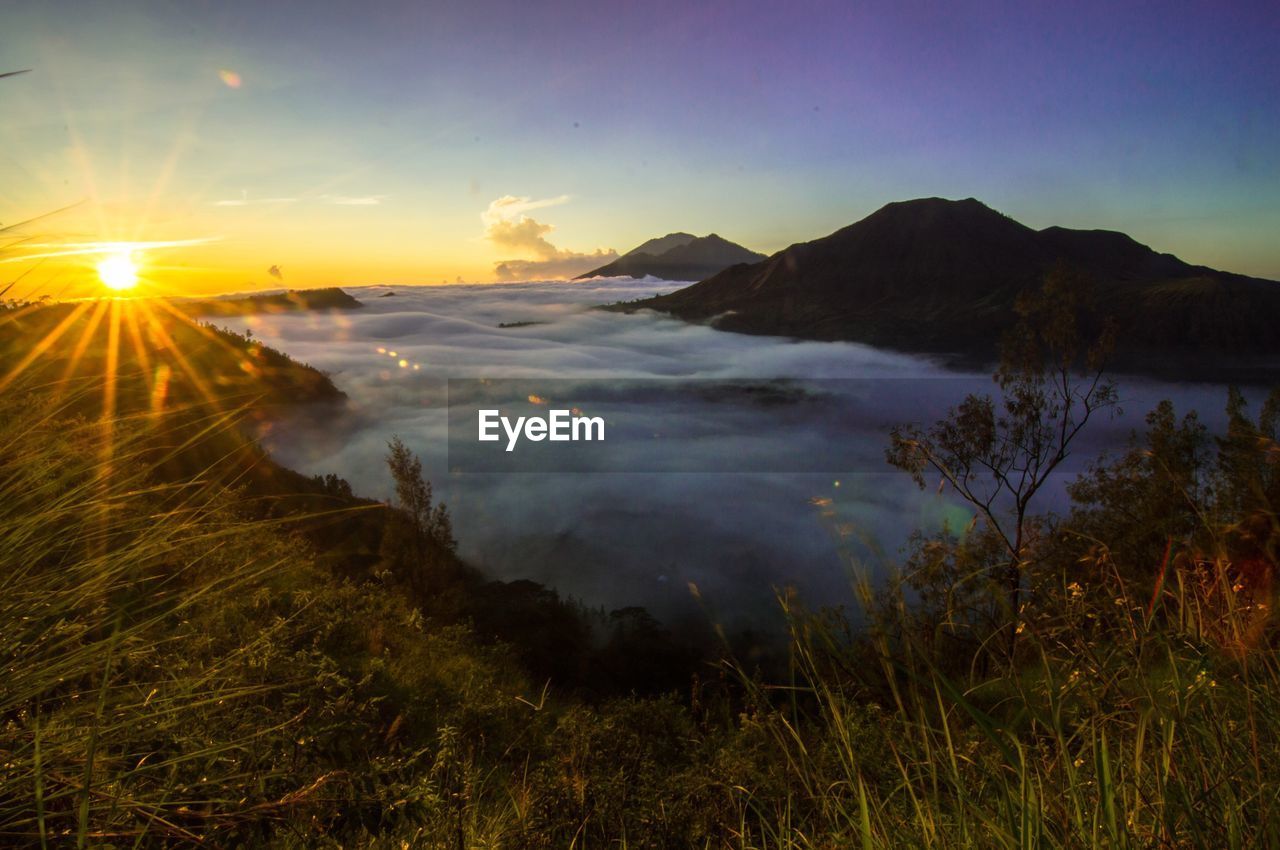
[2,0,1278,298]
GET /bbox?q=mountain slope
[181,287,364,317]
[624,232,697,257]
[614,198,1280,376]
[578,233,765,281]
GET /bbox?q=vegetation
[888,267,1119,664]
[177,288,365,317]
[2,285,1279,847]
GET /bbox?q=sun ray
[57,88,109,241]
[0,301,94,394]
[134,112,200,239]
[0,299,58,329]
[133,300,226,413]
[96,300,123,490]
[102,299,121,422]
[121,300,154,390]
[148,297,259,364]
[53,298,110,398]
[88,300,123,560]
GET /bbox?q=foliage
[888,269,1118,662]
[380,436,458,599]
[4,286,1280,847]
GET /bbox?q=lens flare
[97,253,139,291]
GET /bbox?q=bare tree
[887,267,1118,660]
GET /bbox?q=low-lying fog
[215,279,1250,634]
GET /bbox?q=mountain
[181,287,364,317]
[624,232,697,257]
[612,198,1280,378]
[578,233,765,281]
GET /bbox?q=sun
[97,252,139,291]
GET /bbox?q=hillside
[180,286,364,317]
[5,268,1280,850]
[0,296,699,689]
[612,198,1280,378]
[577,233,765,281]
[0,299,345,409]
[7,294,1280,845]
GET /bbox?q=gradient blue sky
[2,0,1278,295]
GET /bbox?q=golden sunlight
[97,252,139,291]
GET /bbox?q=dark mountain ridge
[612,198,1280,379]
[578,233,765,281]
[624,232,697,257]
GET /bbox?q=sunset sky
[2,0,1278,298]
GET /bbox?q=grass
[0,390,287,843]
[6,396,1279,846]
[2,299,1277,847]
[715,526,1280,848]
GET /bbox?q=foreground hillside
[3,293,1279,847]
[615,198,1280,379]
[0,297,700,687]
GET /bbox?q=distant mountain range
[578,233,764,281]
[611,198,1280,379]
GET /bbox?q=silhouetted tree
[381,436,455,593]
[887,267,1118,661]
[388,436,432,530]
[1066,400,1212,576]
[312,472,354,500]
[1217,387,1280,524]
[430,502,456,553]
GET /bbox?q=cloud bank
[216,281,1237,635]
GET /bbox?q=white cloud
[481,194,571,226]
[213,194,297,207]
[481,194,617,280]
[486,215,560,258]
[0,237,221,263]
[323,194,387,206]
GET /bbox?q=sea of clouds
[214,279,1247,634]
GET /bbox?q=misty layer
[219,279,1250,629]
